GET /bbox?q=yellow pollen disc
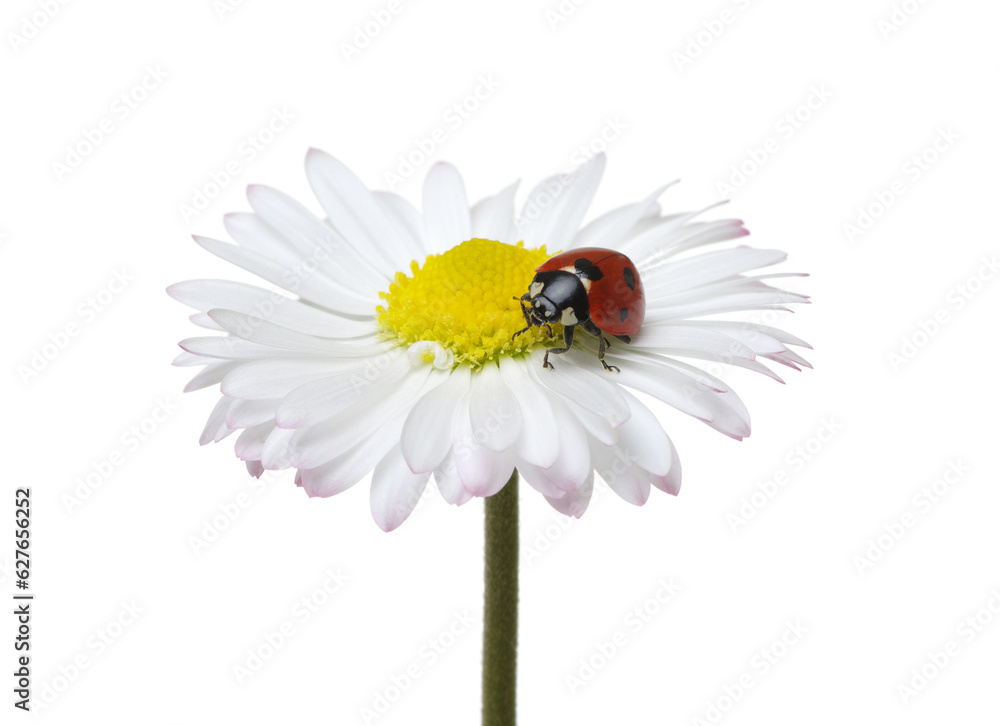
[376,238,559,367]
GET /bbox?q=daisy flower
[169,150,809,531]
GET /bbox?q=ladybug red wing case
[536,247,645,336]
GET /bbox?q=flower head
[169,150,809,531]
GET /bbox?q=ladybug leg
[581,320,620,373]
[597,335,620,373]
[542,324,575,370]
[512,294,534,339]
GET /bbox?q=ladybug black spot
[620,307,629,322]
[574,258,603,281]
[623,267,635,291]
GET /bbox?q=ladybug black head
[530,295,560,323]
[527,270,590,327]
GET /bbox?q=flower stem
[482,469,518,726]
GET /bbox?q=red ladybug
[513,247,645,372]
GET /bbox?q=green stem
[482,469,519,726]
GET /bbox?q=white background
[4,0,999,723]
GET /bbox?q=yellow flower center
[376,238,559,367]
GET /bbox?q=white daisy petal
[373,190,427,260]
[182,361,240,392]
[626,214,748,263]
[457,444,516,498]
[543,472,594,518]
[234,421,275,461]
[180,335,300,361]
[289,366,435,470]
[199,397,237,445]
[650,435,682,496]
[515,459,569,499]
[593,442,651,506]
[470,180,519,242]
[189,312,226,330]
[687,321,812,355]
[559,399,619,447]
[452,389,517,496]
[304,148,413,273]
[468,362,522,452]
[400,365,471,473]
[645,289,807,320]
[167,279,374,338]
[643,247,788,295]
[194,235,376,315]
[222,358,356,399]
[433,460,475,506]
[570,181,677,250]
[207,309,383,355]
[274,351,409,428]
[534,397,591,493]
[627,322,784,382]
[260,426,297,470]
[173,351,209,367]
[298,410,410,499]
[247,183,395,285]
[528,349,630,428]
[616,390,674,477]
[648,357,751,440]
[222,211,292,257]
[423,162,471,253]
[518,153,606,251]
[498,356,559,469]
[631,322,757,360]
[370,443,431,532]
[226,399,279,429]
[598,351,716,426]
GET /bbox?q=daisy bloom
[169,150,810,532]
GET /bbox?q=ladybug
[513,247,645,372]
